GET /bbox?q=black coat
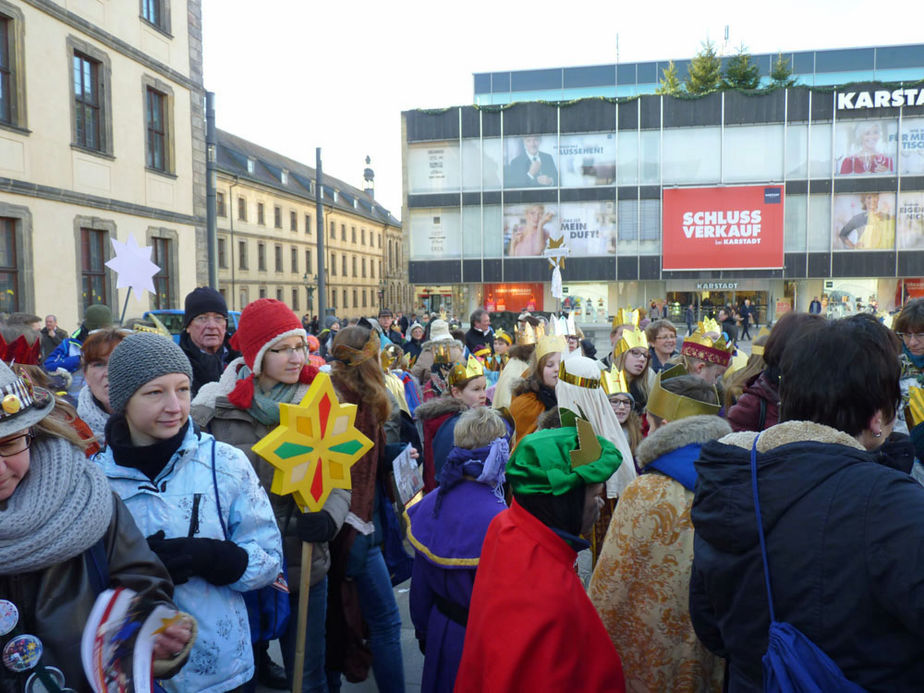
[179,331,240,396]
[464,327,494,356]
[690,422,924,692]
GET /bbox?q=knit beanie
[107,332,193,414]
[183,287,228,327]
[227,298,314,409]
[83,304,113,331]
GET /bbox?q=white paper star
[105,234,160,297]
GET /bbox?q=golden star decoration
[546,235,567,270]
[252,372,373,512]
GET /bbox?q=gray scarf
[0,437,113,574]
[77,384,110,443]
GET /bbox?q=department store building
[401,44,924,325]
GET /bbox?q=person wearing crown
[482,329,512,388]
[611,327,655,415]
[603,367,643,461]
[601,308,640,369]
[492,319,539,411]
[455,418,626,691]
[410,319,465,404]
[589,366,728,691]
[415,356,489,492]
[680,325,735,386]
[509,335,567,447]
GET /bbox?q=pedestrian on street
[39,314,68,360]
[739,299,753,340]
[685,303,695,336]
[179,287,241,396]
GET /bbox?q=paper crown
[549,313,577,338]
[432,342,455,365]
[906,386,923,429]
[612,308,640,329]
[698,316,722,337]
[557,361,601,390]
[646,364,721,420]
[494,329,513,346]
[332,330,380,367]
[681,329,734,367]
[448,355,485,388]
[614,327,648,357]
[723,349,750,379]
[535,334,567,363]
[750,327,772,356]
[380,344,408,372]
[0,334,41,365]
[601,365,630,396]
[515,321,545,346]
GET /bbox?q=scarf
[0,437,112,574]
[537,383,557,410]
[77,384,110,442]
[237,364,301,426]
[106,415,189,482]
[904,344,924,370]
[434,437,509,515]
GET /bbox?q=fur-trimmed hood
[635,415,731,469]
[718,420,866,454]
[510,375,541,398]
[414,395,467,422]
[419,338,464,353]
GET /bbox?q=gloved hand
[147,531,249,586]
[295,510,338,543]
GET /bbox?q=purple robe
[406,479,506,693]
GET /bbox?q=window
[216,192,226,217]
[257,203,265,225]
[218,237,227,268]
[276,288,283,302]
[274,244,282,272]
[0,217,17,311]
[257,242,266,271]
[377,233,381,248]
[72,53,102,151]
[341,254,347,276]
[342,289,348,308]
[259,287,266,299]
[351,226,356,243]
[371,261,375,279]
[80,228,109,311]
[151,237,172,309]
[0,8,25,129]
[340,224,346,241]
[362,290,367,308]
[352,256,357,277]
[141,0,169,32]
[144,87,168,171]
[305,249,312,274]
[305,214,312,234]
[362,257,366,278]
[331,253,336,276]
[378,260,382,278]
[353,289,358,308]
[291,247,298,273]
[238,240,248,269]
[274,205,282,229]
[330,221,335,238]
[292,287,299,311]
[290,210,297,231]
[237,197,246,221]
[361,228,366,245]
[281,170,288,185]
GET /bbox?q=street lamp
[303,272,317,316]
[378,280,386,312]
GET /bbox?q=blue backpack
[749,436,866,693]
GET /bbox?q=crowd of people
[0,289,922,692]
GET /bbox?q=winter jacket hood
[635,415,731,469]
[726,371,780,432]
[415,395,467,423]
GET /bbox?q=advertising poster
[832,192,896,250]
[557,133,617,187]
[661,185,785,270]
[834,119,898,176]
[503,203,559,257]
[898,117,924,175]
[504,134,558,188]
[406,143,460,193]
[898,191,924,250]
[409,210,461,259]
[558,201,618,255]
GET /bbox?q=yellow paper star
[546,236,567,269]
[252,372,373,512]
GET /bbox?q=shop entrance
[665,288,771,327]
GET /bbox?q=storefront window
[786,123,808,178]
[723,124,784,182]
[662,127,720,184]
[639,199,660,254]
[462,205,482,257]
[462,137,503,190]
[617,130,638,185]
[808,194,831,251]
[407,142,460,193]
[483,205,503,257]
[561,283,609,323]
[784,194,807,252]
[617,199,638,254]
[639,129,660,184]
[409,208,461,259]
[809,121,832,178]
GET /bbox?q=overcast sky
[201,0,920,218]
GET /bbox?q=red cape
[455,501,625,692]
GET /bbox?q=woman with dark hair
[894,298,924,436]
[726,312,825,432]
[326,326,406,692]
[690,315,924,691]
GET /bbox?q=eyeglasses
[192,314,227,326]
[627,349,649,359]
[612,399,633,409]
[267,344,308,357]
[655,334,676,341]
[0,432,33,457]
[897,332,924,342]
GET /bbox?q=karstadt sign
[837,88,924,110]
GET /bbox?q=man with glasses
[180,287,240,396]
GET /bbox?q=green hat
[506,426,622,496]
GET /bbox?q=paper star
[544,235,569,269]
[104,234,160,297]
[252,372,372,512]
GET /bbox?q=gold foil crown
[380,344,408,372]
[557,361,601,390]
[681,329,734,367]
[515,321,545,345]
[612,308,640,329]
[601,365,630,396]
[646,364,721,420]
[535,335,567,363]
[494,329,513,346]
[723,350,750,378]
[448,355,485,388]
[698,316,722,337]
[614,327,648,357]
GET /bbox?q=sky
[201,0,920,219]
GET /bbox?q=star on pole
[252,372,372,512]
[104,234,160,298]
[545,235,569,270]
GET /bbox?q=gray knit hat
[107,332,193,414]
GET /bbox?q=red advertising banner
[662,185,785,270]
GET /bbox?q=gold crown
[380,344,408,372]
[646,364,721,420]
[559,407,603,469]
[612,308,639,329]
[699,316,722,337]
[448,355,485,388]
[494,329,513,346]
[756,326,771,340]
[723,350,750,379]
[601,365,629,396]
[681,328,734,367]
[515,322,545,345]
[535,335,567,363]
[614,327,648,357]
[557,361,601,390]
[432,342,454,365]
[750,344,765,357]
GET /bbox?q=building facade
[0,0,205,330]
[215,130,404,320]
[404,54,924,324]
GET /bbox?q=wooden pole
[291,541,314,692]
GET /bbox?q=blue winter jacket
[690,421,924,692]
[96,420,283,693]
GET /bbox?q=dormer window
[281,169,288,185]
[246,157,255,174]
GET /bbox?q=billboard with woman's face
[833,192,896,250]
[835,120,897,176]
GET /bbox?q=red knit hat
[228,299,315,408]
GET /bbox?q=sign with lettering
[696,282,739,290]
[662,185,785,270]
[836,88,924,110]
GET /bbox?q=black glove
[147,531,249,586]
[295,510,338,543]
